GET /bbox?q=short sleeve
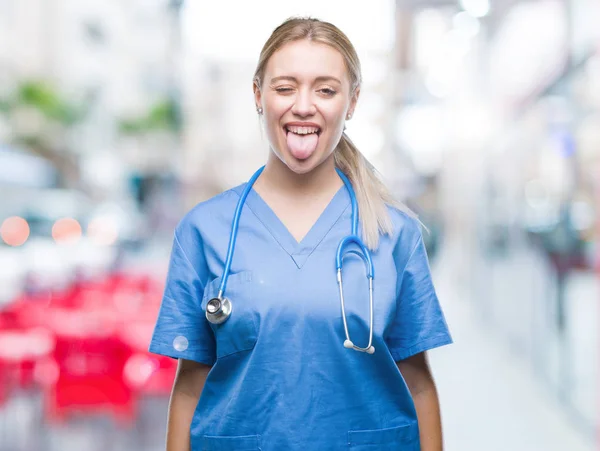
[386,229,452,361]
[148,224,216,365]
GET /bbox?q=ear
[347,86,360,118]
[253,80,262,111]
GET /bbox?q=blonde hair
[253,17,417,249]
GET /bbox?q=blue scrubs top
[149,182,452,451]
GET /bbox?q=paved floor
[429,245,597,451]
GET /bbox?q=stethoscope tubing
[212,165,375,354]
[218,166,265,299]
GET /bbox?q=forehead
[265,40,349,84]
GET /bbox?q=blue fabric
[149,182,452,450]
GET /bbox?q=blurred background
[0,0,598,450]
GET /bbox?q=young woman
[150,17,452,451]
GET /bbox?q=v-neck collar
[234,183,350,269]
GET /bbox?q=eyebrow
[270,75,342,85]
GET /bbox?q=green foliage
[17,81,81,125]
[119,98,180,135]
[0,80,83,125]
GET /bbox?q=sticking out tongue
[286,131,319,160]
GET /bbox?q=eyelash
[320,88,337,96]
[275,87,337,96]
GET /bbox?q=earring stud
[257,107,263,115]
[346,113,352,120]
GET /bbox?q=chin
[282,155,318,174]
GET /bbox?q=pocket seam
[347,423,417,446]
[202,271,253,306]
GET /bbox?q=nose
[291,88,316,117]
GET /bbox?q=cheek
[265,94,291,116]
[322,102,347,127]
[321,112,346,152]
[262,115,286,154]
[323,110,346,136]
[264,114,283,140]
[263,99,289,134]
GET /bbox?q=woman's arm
[397,351,444,451]
[166,358,212,451]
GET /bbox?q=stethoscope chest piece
[206,297,232,324]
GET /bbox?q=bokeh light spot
[88,217,118,246]
[173,335,189,352]
[1,216,30,246]
[52,218,82,243]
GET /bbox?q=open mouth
[284,125,322,136]
[283,124,322,160]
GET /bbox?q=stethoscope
[205,165,375,354]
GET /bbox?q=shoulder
[174,184,245,244]
[382,205,430,276]
[386,205,423,251]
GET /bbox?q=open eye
[319,88,337,96]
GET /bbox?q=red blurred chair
[1,269,168,426]
[43,311,136,426]
[0,327,55,393]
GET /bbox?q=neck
[257,153,343,199]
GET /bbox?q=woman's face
[254,40,359,174]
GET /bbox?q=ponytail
[252,17,420,248]
[334,133,417,250]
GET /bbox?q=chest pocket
[202,271,258,359]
